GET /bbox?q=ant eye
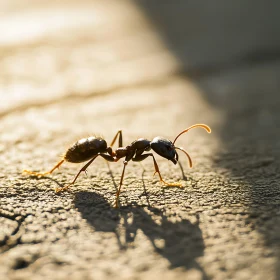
[166,146,172,151]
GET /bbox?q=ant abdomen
[64,136,108,163]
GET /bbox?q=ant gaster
[23,124,211,207]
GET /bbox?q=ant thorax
[115,148,128,159]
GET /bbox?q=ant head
[151,137,177,164]
[151,124,211,168]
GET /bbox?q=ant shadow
[74,190,208,278]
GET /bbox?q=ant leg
[55,156,98,193]
[56,153,115,193]
[132,153,182,187]
[110,130,123,148]
[115,161,128,208]
[23,159,65,177]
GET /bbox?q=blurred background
[0,0,280,279]
[1,0,279,139]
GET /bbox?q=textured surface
[0,1,280,279]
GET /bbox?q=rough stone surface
[0,1,279,279]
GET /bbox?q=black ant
[23,124,211,207]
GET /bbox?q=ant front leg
[132,153,183,188]
[23,159,65,177]
[56,153,115,193]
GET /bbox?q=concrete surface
[0,1,279,279]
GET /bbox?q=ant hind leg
[55,153,115,193]
[23,159,65,177]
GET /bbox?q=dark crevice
[12,259,30,270]
[0,214,28,253]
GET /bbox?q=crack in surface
[0,214,29,253]
[1,52,280,120]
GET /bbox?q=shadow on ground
[135,0,280,277]
[74,191,208,278]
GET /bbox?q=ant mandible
[23,124,211,207]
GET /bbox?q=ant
[23,124,211,207]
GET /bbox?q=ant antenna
[172,124,211,145]
[175,147,193,168]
